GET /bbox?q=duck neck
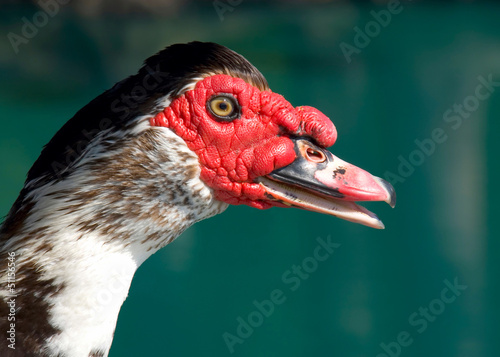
[0,128,227,356]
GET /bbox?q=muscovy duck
[0,42,395,357]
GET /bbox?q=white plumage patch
[0,123,227,356]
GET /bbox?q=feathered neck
[0,41,266,356]
[0,127,227,356]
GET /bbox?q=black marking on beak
[268,138,345,199]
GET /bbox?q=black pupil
[219,101,229,111]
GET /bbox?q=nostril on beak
[305,147,326,163]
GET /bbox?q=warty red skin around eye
[150,74,337,208]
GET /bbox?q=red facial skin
[150,74,337,209]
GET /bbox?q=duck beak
[257,138,396,229]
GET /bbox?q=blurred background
[1,0,499,356]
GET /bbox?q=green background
[1,1,499,356]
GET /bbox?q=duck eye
[207,94,240,121]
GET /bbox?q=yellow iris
[210,96,234,117]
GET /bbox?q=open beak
[257,138,396,229]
